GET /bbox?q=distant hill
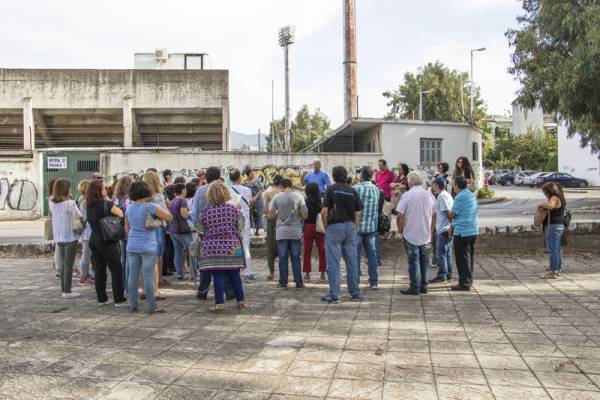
[230,131,268,150]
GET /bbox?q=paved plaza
[1,253,600,399]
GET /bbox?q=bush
[477,187,495,199]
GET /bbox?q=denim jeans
[356,231,378,285]
[326,222,360,299]
[277,239,302,285]
[403,240,430,291]
[128,252,157,312]
[171,232,193,278]
[545,224,564,273]
[212,270,244,305]
[375,234,382,264]
[435,231,453,280]
[241,226,253,275]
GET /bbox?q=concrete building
[0,68,229,150]
[304,118,484,186]
[511,104,557,135]
[558,123,600,186]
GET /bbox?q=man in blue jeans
[268,178,308,289]
[430,176,454,283]
[353,166,384,290]
[321,166,363,303]
[396,171,436,295]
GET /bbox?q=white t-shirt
[49,200,83,243]
[396,186,436,246]
[230,184,252,230]
[435,190,454,233]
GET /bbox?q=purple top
[169,197,189,234]
[198,204,242,258]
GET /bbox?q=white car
[524,172,549,187]
[515,170,536,186]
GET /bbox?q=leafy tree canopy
[485,128,558,171]
[507,1,600,152]
[268,104,331,152]
[382,61,488,128]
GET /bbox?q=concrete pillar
[222,98,230,151]
[22,97,35,150]
[123,96,134,148]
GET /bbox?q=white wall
[511,104,544,135]
[558,123,600,186]
[379,123,483,186]
[0,154,43,220]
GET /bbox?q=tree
[507,1,600,153]
[382,61,488,129]
[267,105,331,152]
[485,128,558,171]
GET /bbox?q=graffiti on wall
[0,178,38,211]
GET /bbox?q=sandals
[209,305,225,314]
[237,301,247,310]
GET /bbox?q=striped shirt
[49,200,82,243]
[451,189,479,237]
[353,181,380,233]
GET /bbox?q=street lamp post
[279,26,295,152]
[470,47,486,123]
[419,90,431,120]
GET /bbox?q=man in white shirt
[229,169,256,283]
[396,171,436,295]
[430,176,454,284]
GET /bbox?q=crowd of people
[47,156,567,313]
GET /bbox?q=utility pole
[258,128,261,152]
[279,26,295,152]
[470,47,486,123]
[344,0,358,121]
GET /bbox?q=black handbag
[378,214,391,235]
[99,201,125,242]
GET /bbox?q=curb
[478,196,508,205]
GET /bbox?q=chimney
[343,0,358,121]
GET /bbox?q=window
[77,160,100,172]
[420,139,442,165]
[472,142,479,161]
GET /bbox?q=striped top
[49,200,82,243]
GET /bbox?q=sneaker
[351,294,362,301]
[130,306,138,313]
[72,272,80,279]
[86,277,95,285]
[319,274,327,283]
[400,288,420,295]
[450,285,471,291]
[244,274,257,283]
[278,282,288,288]
[78,278,88,286]
[304,273,311,282]
[420,287,428,294]
[98,301,110,306]
[295,282,305,289]
[370,284,378,290]
[321,295,341,304]
[196,293,208,300]
[114,300,129,308]
[62,292,81,299]
[541,271,559,279]
[429,276,447,284]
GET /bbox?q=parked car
[489,170,511,185]
[536,172,589,188]
[498,172,516,186]
[525,172,549,187]
[514,170,536,186]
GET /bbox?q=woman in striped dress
[197,181,246,313]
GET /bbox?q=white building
[304,118,484,186]
[511,104,557,135]
[558,123,600,186]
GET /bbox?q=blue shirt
[126,202,158,253]
[304,171,331,193]
[451,189,478,237]
[353,181,380,233]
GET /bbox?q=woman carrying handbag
[537,182,567,280]
[85,180,127,306]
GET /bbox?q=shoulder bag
[44,218,53,241]
[145,203,163,229]
[99,201,125,242]
[533,206,549,226]
[315,213,325,233]
[69,200,84,233]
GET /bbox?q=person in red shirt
[375,159,396,202]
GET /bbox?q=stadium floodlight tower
[279,25,295,152]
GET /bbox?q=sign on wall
[47,157,67,169]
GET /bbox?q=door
[42,151,101,215]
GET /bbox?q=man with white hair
[303,160,331,194]
[396,171,436,295]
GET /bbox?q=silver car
[524,172,549,187]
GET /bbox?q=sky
[0,0,523,135]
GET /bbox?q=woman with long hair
[538,182,567,279]
[86,180,127,306]
[49,178,82,298]
[303,182,326,282]
[197,181,246,314]
[125,181,173,314]
[141,171,167,300]
[76,180,94,285]
[113,176,133,293]
[390,163,410,210]
[452,156,476,194]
